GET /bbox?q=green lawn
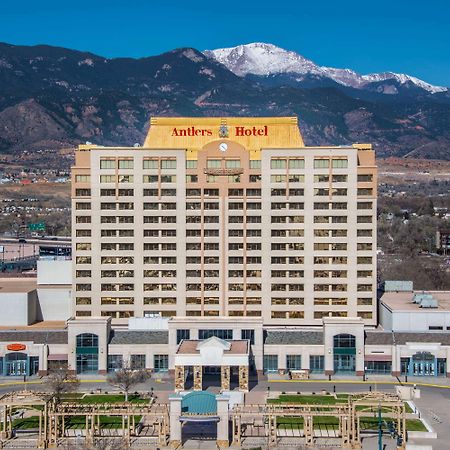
[268,395,343,405]
[269,395,413,415]
[13,415,142,430]
[276,416,427,432]
[12,417,41,429]
[77,394,147,404]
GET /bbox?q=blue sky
[1,0,449,86]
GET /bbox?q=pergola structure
[0,390,50,449]
[0,391,169,449]
[231,392,407,449]
[49,400,169,447]
[174,337,249,392]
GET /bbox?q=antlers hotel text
[171,125,269,137]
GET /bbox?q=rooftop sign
[143,117,305,150]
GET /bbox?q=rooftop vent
[413,293,439,308]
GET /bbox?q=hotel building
[7,116,445,381]
[71,117,377,326]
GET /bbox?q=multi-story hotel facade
[71,117,377,327]
[1,117,450,380]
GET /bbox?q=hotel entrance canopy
[174,336,250,392]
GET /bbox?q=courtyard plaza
[0,372,447,449]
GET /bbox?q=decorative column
[216,395,229,448]
[175,366,185,392]
[168,395,182,448]
[221,365,230,391]
[238,365,248,392]
[193,365,202,391]
[304,415,314,447]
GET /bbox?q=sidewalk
[267,372,450,387]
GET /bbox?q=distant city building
[436,229,450,255]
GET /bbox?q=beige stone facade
[71,117,377,326]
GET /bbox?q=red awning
[47,354,68,361]
[364,354,392,362]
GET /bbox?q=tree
[107,365,150,402]
[45,369,80,405]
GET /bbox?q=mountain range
[0,41,449,169]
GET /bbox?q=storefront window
[154,355,169,372]
[286,355,302,371]
[199,329,233,340]
[130,355,146,370]
[76,333,99,374]
[107,355,123,372]
[365,361,391,374]
[310,355,324,373]
[263,355,278,373]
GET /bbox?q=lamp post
[378,400,383,450]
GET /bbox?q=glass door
[334,354,356,373]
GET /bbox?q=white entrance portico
[174,336,249,392]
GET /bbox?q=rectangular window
[286,355,302,371]
[186,160,197,169]
[332,158,348,168]
[314,159,329,169]
[161,175,176,183]
[75,175,91,183]
[271,158,286,169]
[118,175,133,183]
[358,188,373,196]
[100,175,115,183]
[177,329,191,344]
[130,354,146,370]
[143,159,158,169]
[263,355,278,373]
[154,354,169,372]
[332,174,347,182]
[249,160,261,169]
[161,159,177,169]
[118,159,133,169]
[225,159,241,168]
[288,158,304,169]
[365,360,391,374]
[271,175,286,183]
[199,329,233,340]
[107,355,123,372]
[100,159,116,169]
[358,174,373,182]
[76,202,91,210]
[310,355,324,373]
[76,189,91,197]
[143,175,159,183]
[207,159,221,168]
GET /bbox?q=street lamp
[378,400,383,450]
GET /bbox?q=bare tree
[45,369,80,404]
[107,364,150,402]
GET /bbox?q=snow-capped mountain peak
[204,43,447,94]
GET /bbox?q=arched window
[5,352,27,361]
[76,333,98,348]
[333,334,355,348]
[76,334,99,374]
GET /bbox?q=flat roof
[176,340,249,355]
[0,278,37,293]
[0,321,67,331]
[381,291,450,312]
